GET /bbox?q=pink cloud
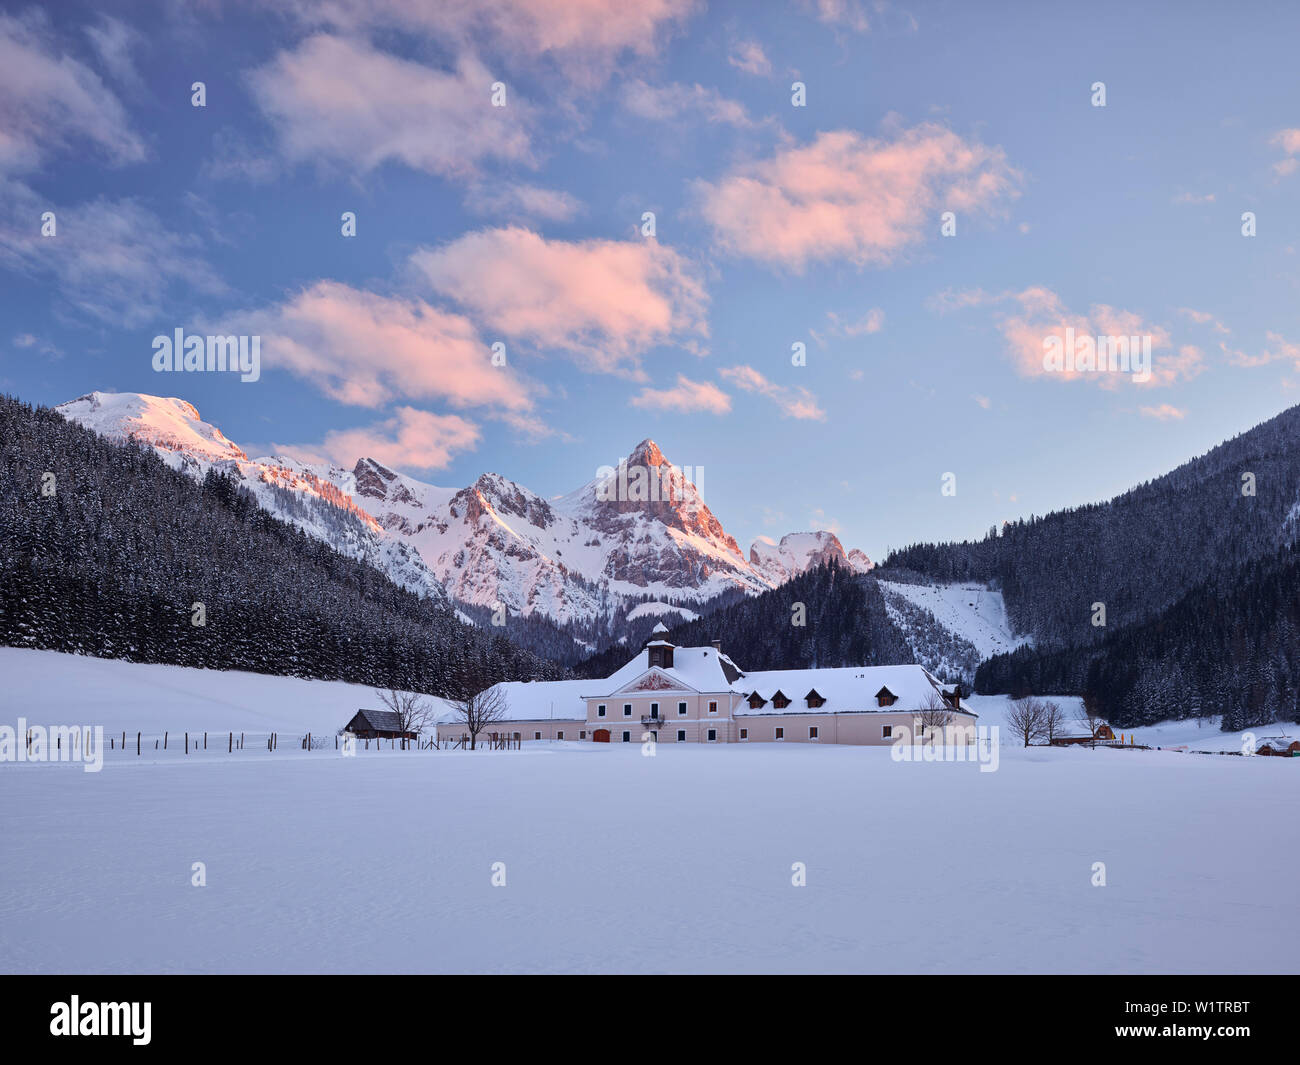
[284,0,700,85]
[1139,404,1186,421]
[0,12,146,178]
[728,39,771,76]
[223,280,538,414]
[464,182,582,222]
[282,407,481,471]
[827,307,884,336]
[250,35,532,179]
[409,227,709,375]
[630,374,731,414]
[719,365,825,420]
[988,287,1186,387]
[694,125,1021,270]
[1221,331,1300,368]
[1271,129,1300,178]
[1177,307,1230,334]
[621,79,754,126]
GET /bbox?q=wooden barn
[342,709,418,741]
[1256,737,1300,757]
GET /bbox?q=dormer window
[771,691,790,709]
[805,689,825,708]
[875,686,897,708]
[747,692,767,709]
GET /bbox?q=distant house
[1256,737,1300,757]
[343,709,418,741]
[1050,724,1115,746]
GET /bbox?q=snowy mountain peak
[55,391,249,465]
[749,531,874,584]
[57,391,875,628]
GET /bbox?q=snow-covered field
[879,580,1029,660]
[1,650,1297,974]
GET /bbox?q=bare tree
[917,691,954,743]
[446,660,509,750]
[375,688,436,737]
[1041,700,1068,744]
[1006,696,1048,748]
[1075,694,1108,740]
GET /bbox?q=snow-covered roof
[594,644,745,696]
[735,664,973,718]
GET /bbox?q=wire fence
[19,727,524,759]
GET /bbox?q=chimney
[711,639,721,653]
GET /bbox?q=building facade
[436,625,977,747]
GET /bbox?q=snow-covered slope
[879,580,1028,661]
[58,392,874,626]
[56,392,448,603]
[749,531,872,584]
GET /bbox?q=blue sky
[2,0,1299,561]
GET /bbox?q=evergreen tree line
[0,395,559,694]
[572,561,913,679]
[975,541,1300,731]
[882,402,1300,649]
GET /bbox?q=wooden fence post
[229,731,232,753]
[137,731,140,756]
[164,731,168,751]
[185,732,188,754]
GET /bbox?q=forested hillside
[976,542,1300,731]
[884,403,1300,649]
[0,395,558,694]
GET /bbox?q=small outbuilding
[343,709,419,741]
[1256,737,1300,757]
[1050,724,1116,746]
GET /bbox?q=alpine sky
[2,0,1298,560]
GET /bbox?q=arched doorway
[593,728,611,743]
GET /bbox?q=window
[623,703,632,717]
[747,694,765,709]
[678,701,687,716]
[709,701,718,714]
[534,731,542,740]
[808,726,819,741]
[739,728,748,741]
[513,732,521,741]
[622,731,631,743]
[597,704,606,718]
[677,729,687,742]
[580,731,587,740]
[557,731,564,740]
[771,691,790,709]
[806,690,825,708]
[882,725,892,739]
[706,728,717,742]
[774,727,784,741]
[649,702,659,719]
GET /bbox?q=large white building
[436,624,976,746]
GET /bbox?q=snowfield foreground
[0,650,1297,974]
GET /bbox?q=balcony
[640,713,663,727]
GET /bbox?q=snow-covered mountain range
[56,392,872,625]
